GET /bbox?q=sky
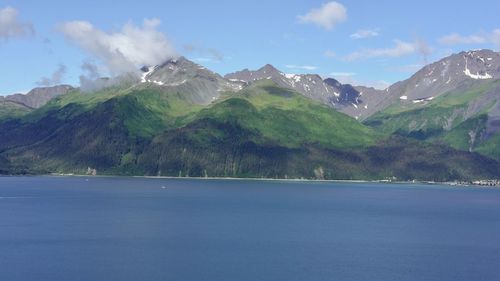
[1,0,500,94]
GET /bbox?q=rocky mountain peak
[258,64,281,74]
[139,57,244,105]
[380,49,500,109]
[323,78,342,88]
[349,49,500,122]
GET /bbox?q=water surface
[1,176,499,281]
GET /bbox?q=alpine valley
[1,50,499,181]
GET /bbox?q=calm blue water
[1,176,499,281]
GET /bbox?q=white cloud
[298,2,347,31]
[344,40,419,61]
[324,50,336,57]
[350,29,379,39]
[78,60,136,92]
[285,65,318,71]
[0,7,34,41]
[37,64,66,86]
[59,18,177,75]
[439,29,500,46]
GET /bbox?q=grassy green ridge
[366,105,465,138]
[377,80,500,117]
[23,85,136,122]
[195,81,380,149]
[113,89,202,138]
[364,80,500,159]
[0,81,498,180]
[0,101,31,120]
[366,80,499,132]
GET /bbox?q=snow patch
[463,57,493,80]
[303,84,310,92]
[229,79,246,83]
[412,96,434,104]
[400,95,408,100]
[141,65,157,83]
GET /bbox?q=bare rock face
[225,64,386,119]
[2,85,73,109]
[371,50,500,116]
[226,64,341,106]
[139,57,245,105]
[226,49,500,121]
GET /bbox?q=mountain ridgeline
[1,50,499,180]
[365,50,500,159]
[0,85,73,120]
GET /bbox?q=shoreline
[1,173,498,188]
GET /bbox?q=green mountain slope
[0,101,31,120]
[197,81,380,149]
[0,81,498,180]
[364,80,500,159]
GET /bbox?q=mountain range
[0,50,499,180]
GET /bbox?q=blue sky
[1,0,500,94]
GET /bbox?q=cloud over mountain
[59,18,177,75]
[37,64,66,86]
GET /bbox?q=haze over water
[1,176,499,281]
